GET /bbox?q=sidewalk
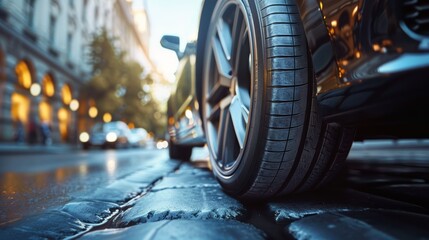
[0,142,78,155]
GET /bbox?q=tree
[82,29,165,136]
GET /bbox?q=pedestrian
[28,117,38,144]
[40,121,52,145]
[14,120,25,143]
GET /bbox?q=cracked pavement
[1,142,429,239]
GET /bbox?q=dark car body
[166,41,205,146]
[194,0,429,139]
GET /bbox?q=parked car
[161,36,205,160]
[163,0,429,199]
[79,121,132,150]
[129,128,149,148]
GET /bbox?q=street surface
[0,141,429,239]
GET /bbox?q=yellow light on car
[106,132,118,142]
[103,113,112,123]
[79,132,90,142]
[89,107,98,118]
[156,140,169,149]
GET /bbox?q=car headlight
[106,132,118,142]
[79,132,90,143]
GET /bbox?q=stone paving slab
[288,210,429,240]
[152,167,219,191]
[84,180,146,205]
[116,187,247,227]
[81,219,267,240]
[123,161,181,184]
[267,189,426,223]
[61,201,119,224]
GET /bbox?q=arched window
[42,74,55,97]
[61,84,72,105]
[15,61,32,89]
[39,101,52,123]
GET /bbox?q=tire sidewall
[204,0,267,195]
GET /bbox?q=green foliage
[82,29,165,136]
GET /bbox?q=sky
[141,0,203,83]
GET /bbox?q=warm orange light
[128,122,135,129]
[39,101,52,123]
[331,20,337,27]
[58,107,69,141]
[11,93,30,123]
[352,6,359,17]
[168,117,175,125]
[58,108,68,121]
[373,44,380,52]
[88,107,98,118]
[355,51,361,59]
[15,61,32,89]
[42,75,55,97]
[61,84,72,105]
[103,113,112,123]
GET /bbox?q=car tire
[169,140,193,161]
[201,0,354,199]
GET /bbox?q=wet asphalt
[0,141,428,239]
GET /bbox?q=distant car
[163,0,429,199]
[129,128,148,148]
[79,121,131,150]
[161,36,205,160]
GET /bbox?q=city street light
[69,99,79,111]
[30,83,41,96]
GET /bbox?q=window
[15,61,32,89]
[11,93,30,123]
[66,33,73,59]
[25,0,36,28]
[61,84,72,105]
[49,15,56,44]
[42,74,55,97]
[39,101,52,123]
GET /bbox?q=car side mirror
[161,35,183,59]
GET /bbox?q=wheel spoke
[229,96,248,149]
[222,116,238,168]
[231,6,243,64]
[216,19,232,61]
[207,104,220,122]
[212,37,232,82]
[216,95,233,165]
[207,81,229,105]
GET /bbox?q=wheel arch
[295,0,340,93]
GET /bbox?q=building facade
[0,0,152,143]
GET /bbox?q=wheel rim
[203,1,253,176]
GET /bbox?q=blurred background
[0,0,202,147]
